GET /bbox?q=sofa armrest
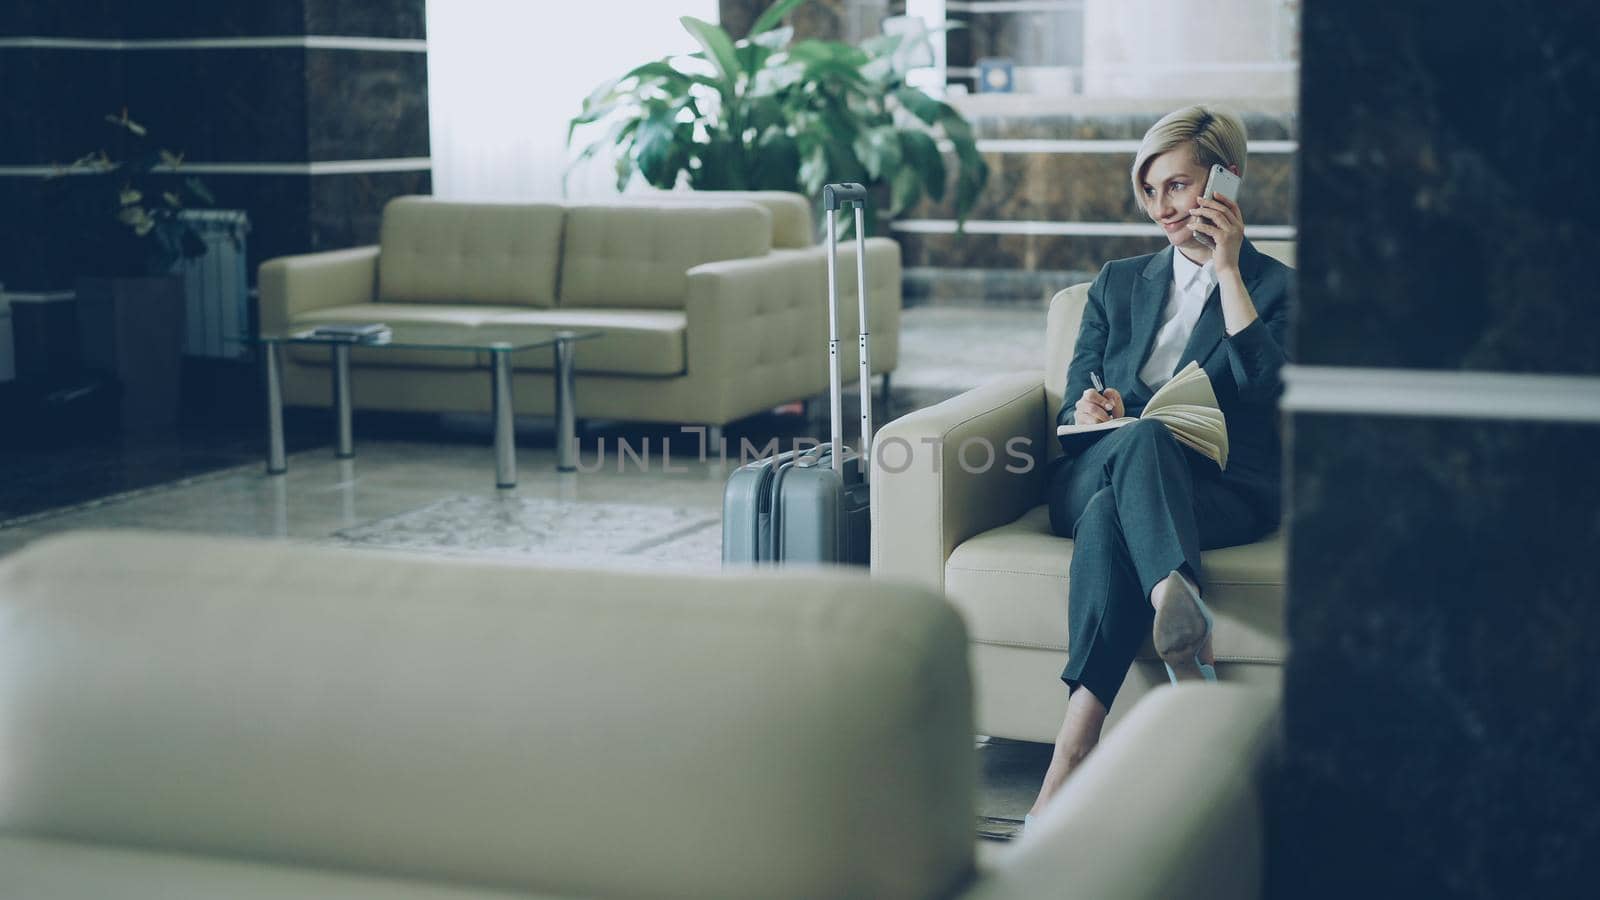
[967,685,1279,900]
[682,250,834,423]
[871,372,1047,593]
[257,245,379,335]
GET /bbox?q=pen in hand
[1091,372,1115,417]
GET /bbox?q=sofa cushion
[378,197,564,308]
[559,203,771,310]
[485,308,686,377]
[627,191,816,248]
[288,304,515,369]
[672,191,814,248]
[944,504,1287,664]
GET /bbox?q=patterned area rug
[332,495,722,569]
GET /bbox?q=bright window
[426,1,718,201]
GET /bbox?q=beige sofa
[0,531,1277,899]
[871,280,1288,743]
[258,193,901,433]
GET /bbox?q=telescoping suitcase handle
[821,183,873,476]
[823,182,870,210]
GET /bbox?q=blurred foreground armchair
[0,531,1277,899]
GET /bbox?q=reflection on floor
[0,304,1056,837]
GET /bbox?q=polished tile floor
[0,304,1057,839]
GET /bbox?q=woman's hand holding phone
[1190,192,1246,273]
[1074,386,1124,425]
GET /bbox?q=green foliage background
[568,0,988,235]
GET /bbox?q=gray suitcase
[722,183,875,566]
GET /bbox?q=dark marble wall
[1275,2,1600,897]
[0,1,122,38]
[123,50,313,163]
[0,0,429,291]
[0,48,126,165]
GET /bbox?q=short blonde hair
[1130,105,1248,205]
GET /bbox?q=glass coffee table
[256,324,603,488]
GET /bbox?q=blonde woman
[1028,106,1293,821]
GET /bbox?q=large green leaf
[634,104,687,188]
[621,60,684,85]
[735,24,794,79]
[583,76,621,113]
[891,87,943,126]
[858,32,905,58]
[680,17,740,96]
[753,129,801,192]
[751,60,805,97]
[786,39,868,69]
[798,142,828,196]
[751,25,793,51]
[745,96,787,133]
[955,166,985,225]
[697,134,756,190]
[748,0,807,38]
[953,145,989,225]
[889,165,922,217]
[795,59,870,93]
[851,125,901,181]
[944,111,988,223]
[897,129,946,203]
[614,151,635,193]
[939,110,974,145]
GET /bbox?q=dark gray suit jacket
[1058,240,1294,524]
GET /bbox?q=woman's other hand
[1074,387,1125,425]
[1191,192,1245,273]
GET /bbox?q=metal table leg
[555,333,577,472]
[332,343,353,459]
[265,342,286,475]
[492,348,517,488]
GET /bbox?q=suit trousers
[1046,418,1267,710]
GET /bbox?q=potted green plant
[50,109,214,431]
[568,0,987,235]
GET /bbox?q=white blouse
[1138,250,1217,392]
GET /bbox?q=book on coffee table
[304,322,392,342]
[1056,361,1229,470]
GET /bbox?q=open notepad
[1056,361,1229,470]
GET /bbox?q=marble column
[1273,2,1600,898]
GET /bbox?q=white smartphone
[1193,164,1242,248]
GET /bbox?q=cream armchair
[871,281,1289,742]
[0,531,1280,899]
[257,194,901,433]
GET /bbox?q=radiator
[177,210,252,359]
